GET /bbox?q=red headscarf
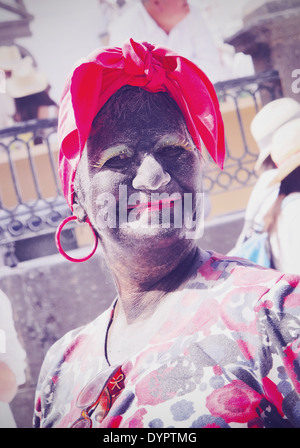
[58,39,225,210]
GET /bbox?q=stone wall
[226,0,300,102]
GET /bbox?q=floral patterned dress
[33,251,300,428]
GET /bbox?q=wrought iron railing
[205,70,282,195]
[0,118,71,266]
[0,70,282,266]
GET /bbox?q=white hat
[6,56,48,98]
[268,117,300,186]
[251,98,300,172]
[0,45,22,71]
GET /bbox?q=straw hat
[0,45,21,71]
[251,98,300,172]
[6,56,48,98]
[268,117,300,186]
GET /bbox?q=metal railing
[0,118,71,266]
[205,70,282,195]
[0,70,282,266]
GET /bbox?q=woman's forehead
[87,87,190,151]
[87,117,190,159]
[92,86,185,129]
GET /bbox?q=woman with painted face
[34,40,300,428]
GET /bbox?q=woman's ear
[72,194,87,223]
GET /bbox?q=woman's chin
[100,223,190,250]
[119,221,185,240]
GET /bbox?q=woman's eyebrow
[155,135,195,151]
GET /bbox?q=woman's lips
[127,198,180,212]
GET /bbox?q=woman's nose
[132,155,171,191]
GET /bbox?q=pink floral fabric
[33,251,300,428]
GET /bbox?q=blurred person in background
[0,289,27,428]
[266,118,300,274]
[5,56,59,146]
[107,0,228,82]
[6,56,59,123]
[228,98,300,275]
[0,45,21,129]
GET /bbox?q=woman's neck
[104,243,202,365]
[103,240,201,323]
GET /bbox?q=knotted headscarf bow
[58,39,225,209]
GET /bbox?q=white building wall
[15,0,110,103]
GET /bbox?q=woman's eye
[103,153,132,168]
[158,145,186,158]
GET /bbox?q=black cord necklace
[104,299,118,366]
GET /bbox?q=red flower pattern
[206,380,263,423]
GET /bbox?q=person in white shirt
[229,98,300,275]
[107,0,226,83]
[0,289,27,428]
[267,119,300,275]
[232,98,300,246]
